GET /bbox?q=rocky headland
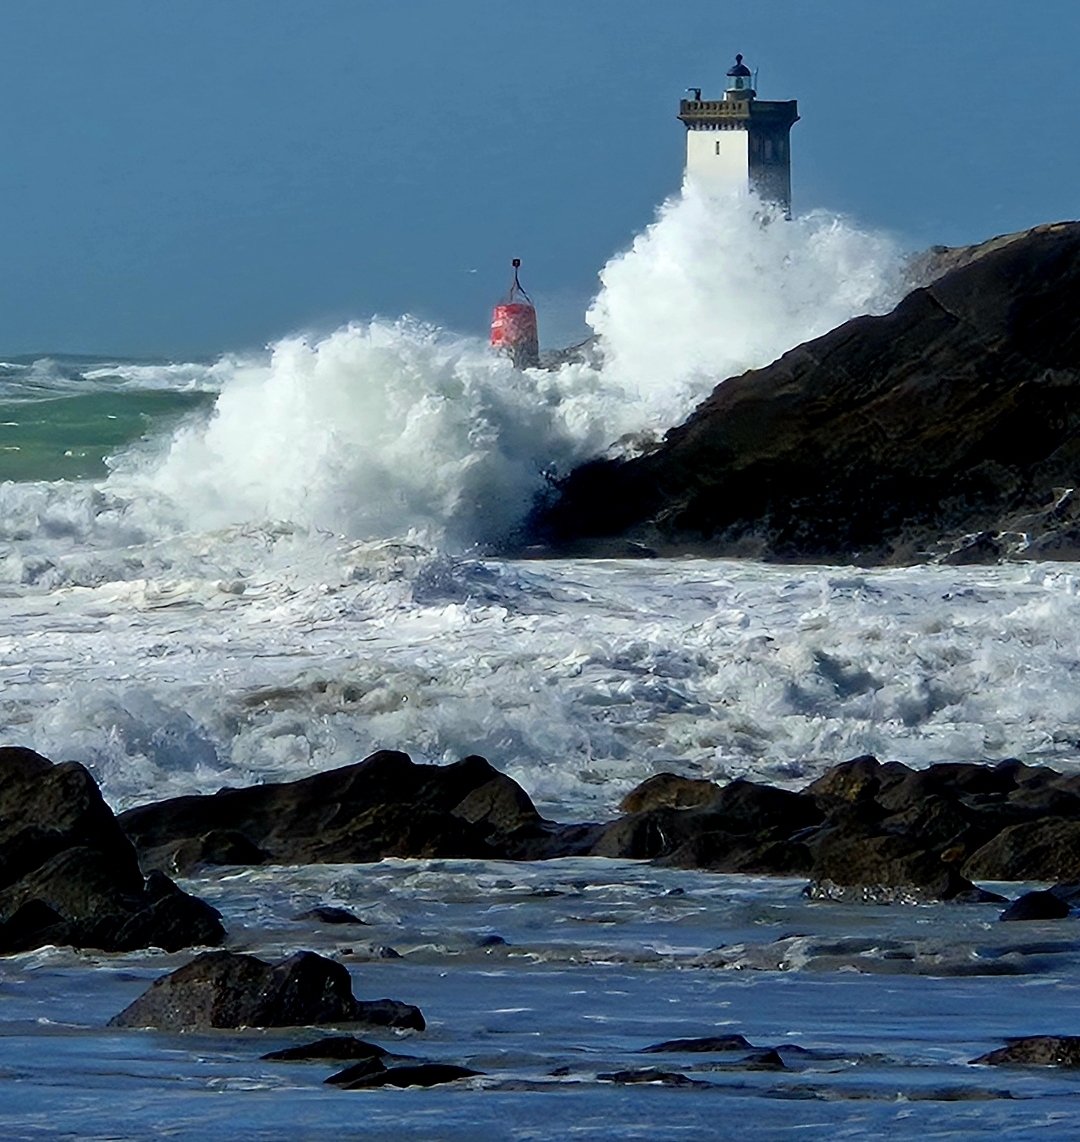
[530,221,1080,564]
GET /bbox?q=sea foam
[100,186,903,550]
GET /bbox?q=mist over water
[92,186,904,550]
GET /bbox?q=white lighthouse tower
[678,54,799,213]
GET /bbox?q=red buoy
[491,258,539,369]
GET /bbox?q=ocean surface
[4,190,1080,1137]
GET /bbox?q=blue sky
[2,1,1077,356]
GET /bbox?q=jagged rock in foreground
[119,750,601,874]
[108,949,425,1031]
[117,748,1080,902]
[0,746,223,954]
[972,1037,1080,1067]
[605,754,1080,901]
[534,221,1080,564]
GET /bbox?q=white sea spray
[10,187,1073,819]
[83,187,904,549]
[585,183,902,423]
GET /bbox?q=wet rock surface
[971,1036,1080,1067]
[328,1061,482,1090]
[0,746,223,954]
[599,1067,710,1088]
[293,906,368,926]
[111,748,1080,901]
[999,889,1071,921]
[601,755,1080,900]
[119,750,600,873]
[532,221,1080,565]
[108,949,425,1031]
[262,1036,390,1062]
[617,773,722,814]
[643,1034,754,1053]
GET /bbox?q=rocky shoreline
[115,747,1080,906]
[11,743,1080,963]
[8,741,1080,1095]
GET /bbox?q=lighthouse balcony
[678,99,750,120]
[679,98,798,128]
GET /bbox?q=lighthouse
[678,54,799,213]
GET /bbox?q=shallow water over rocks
[5,858,1080,1138]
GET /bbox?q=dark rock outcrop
[999,890,1071,922]
[598,1067,710,1088]
[119,751,598,873]
[590,776,822,875]
[294,906,368,926]
[642,1034,754,1053]
[963,818,1080,882]
[633,753,1080,898]
[972,1036,1080,1067]
[799,756,1080,901]
[534,221,1080,564]
[617,755,1080,900]
[329,1061,482,1090]
[0,746,223,954]
[323,1057,388,1085]
[108,949,425,1031]
[263,1036,389,1062]
[111,747,1080,899]
[618,773,721,814]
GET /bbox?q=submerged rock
[263,1035,389,1062]
[598,1067,710,1088]
[330,1061,482,1089]
[642,1034,754,1053]
[324,1056,389,1085]
[695,933,1034,976]
[0,746,223,954]
[742,1048,788,1071]
[293,906,368,926]
[108,949,425,1031]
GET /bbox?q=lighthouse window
[715,140,721,155]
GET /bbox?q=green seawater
[0,389,212,482]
